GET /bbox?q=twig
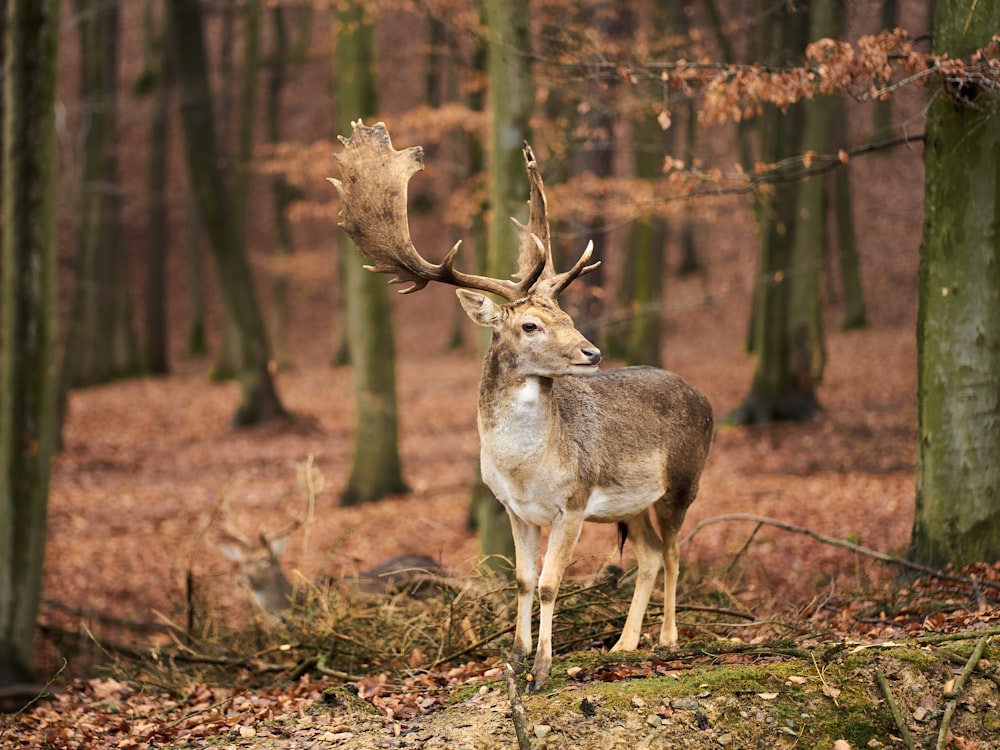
[315,653,365,682]
[936,636,988,750]
[677,603,757,621]
[916,625,1000,643]
[505,663,532,750]
[680,514,1000,592]
[0,660,65,738]
[811,653,840,708]
[875,669,916,750]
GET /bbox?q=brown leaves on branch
[634,30,998,124]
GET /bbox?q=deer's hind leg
[610,511,663,653]
[654,481,698,647]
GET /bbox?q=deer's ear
[269,537,287,556]
[220,544,246,562]
[457,289,500,327]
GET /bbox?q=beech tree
[166,0,286,425]
[335,0,408,505]
[60,0,139,402]
[468,0,538,568]
[0,0,59,700]
[909,0,1000,568]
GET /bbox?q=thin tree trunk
[185,192,208,356]
[832,100,867,330]
[267,3,296,370]
[166,0,285,425]
[213,0,240,380]
[474,0,537,569]
[730,1,813,423]
[870,0,897,142]
[0,0,60,696]
[610,0,672,366]
[785,0,841,409]
[144,0,171,374]
[61,0,136,394]
[336,1,408,505]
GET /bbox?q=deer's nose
[582,347,602,365]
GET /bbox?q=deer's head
[457,291,601,378]
[329,121,602,371]
[217,502,300,622]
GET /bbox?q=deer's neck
[477,344,559,439]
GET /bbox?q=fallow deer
[330,121,714,690]
[218,504,447,621]
[218,506,304,624]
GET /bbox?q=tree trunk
[185,193,208,356]
[212,0,240,380]
[60,0,137,398]
[166,0,285,425]
[833,99,867,331]
[610,0,674,366]
[909,0,1000,568]
[729,1,816,424]
[870,0,897,142]
[474,0,537,569]
[267,2,297,371]
[336,1,408,505]
[785,0,841,409]
[0,0,59,699]
[144,0,171,374]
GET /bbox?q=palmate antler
[328,120,599,301]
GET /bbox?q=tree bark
[336,1,408,505]
[144,0,171,374]
[785,0,841,408]
[166,0,285,425]
[59,0,138,404]
[0,0,59,696]
[473,0,537,568]
[910,0,1000,568]
[267,2,297,371]
[729,1,816,423]
[833,99,867,331]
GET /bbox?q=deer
[218,505,447,622]
[217,505,305,624]
[329,121,714,691]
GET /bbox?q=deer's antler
[330,121,599,301]
[330,120,544,301]
[514,143,600,299]
[217,493,301,551]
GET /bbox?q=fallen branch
[875,669,916,750]
[680,514,1000,593]
[916,625,1000,644]
[936,636,988,750]
[505,663,532,750]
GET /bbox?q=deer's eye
[522,321,539,333]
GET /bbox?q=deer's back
[555,365,714,477]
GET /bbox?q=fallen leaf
[758,692,779,700]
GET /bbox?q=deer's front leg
[530,509,585,692]
[507,513,540,671]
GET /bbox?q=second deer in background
[330,122,714,691]
[218,505,446,623]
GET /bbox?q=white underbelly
[584,485,663,523]
[485,458,662,526]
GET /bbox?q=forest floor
[5,175,1000,746]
